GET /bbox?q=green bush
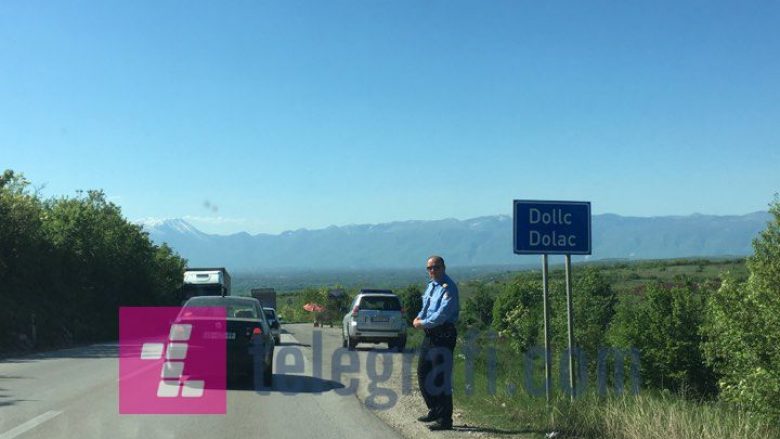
[703,196,780,420]
[551,268,617,365]
[492,278,542,353]
[0,171,50,349]
[397,284,422,324]
[460,282,496,329]
[608,280,717,396]
[0,170,186,351]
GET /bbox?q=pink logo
[119,307,226,414]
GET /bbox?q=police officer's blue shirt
[417,274,459,328]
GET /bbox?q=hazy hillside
[137,212,771,271]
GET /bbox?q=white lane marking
[0,411,62,439]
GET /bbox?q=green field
[455,256,748,298]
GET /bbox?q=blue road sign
[513,200,591,255]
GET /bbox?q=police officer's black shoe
[417,411,437,422]
[427,420,453,431]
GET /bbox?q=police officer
[413,255,459,431]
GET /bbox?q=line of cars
[176,284,408,386]
[176,296,283,387]
[178,268,284,386]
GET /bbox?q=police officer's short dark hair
[427,255,445,268]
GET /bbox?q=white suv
[342,290,407,352]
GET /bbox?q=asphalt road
[0,324,401,439]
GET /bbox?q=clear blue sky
[2,1,778,234]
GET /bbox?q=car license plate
[372,316,389,323]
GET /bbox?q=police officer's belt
[424,322,456,337]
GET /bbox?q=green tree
[493,278,542,353]
[460,282,496,329]
[300,287,326,306]
[551,268,617,364]
[1,170,186,351]
[397,284,422,324]
[0,170,49,349]
[41,190,186,341]
[609,280,717,396]
[703,196,780,419]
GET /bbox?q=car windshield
[359,296,401,311]
[183,298,258,319]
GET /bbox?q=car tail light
[352,306,359,317]
[253,327,262,336]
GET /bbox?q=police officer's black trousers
[417,325,457,423]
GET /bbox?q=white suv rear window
[359,296,401,311]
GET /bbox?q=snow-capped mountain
[136,212,772,271]
[136,218,209,240]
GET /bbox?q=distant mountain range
[137,212,771,271]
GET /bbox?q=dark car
[263,307,282,345]
[179,296,275,387]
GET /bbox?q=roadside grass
[406,329,424,350]
[562,392,778,439]
[448,332,777,439]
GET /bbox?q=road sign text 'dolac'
[513,200,591,255]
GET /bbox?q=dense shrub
[460,282,496,329]
[551,268,617,364]
[492,278,542,353]
[703,197,780,419]
[0,170,186,351]
[608,280,717,396]
[397,284,422,324]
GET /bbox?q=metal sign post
[514,200,591,404]
[564,254,575,401]
[542,254,552,404]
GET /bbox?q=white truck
[182,267,231,300]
